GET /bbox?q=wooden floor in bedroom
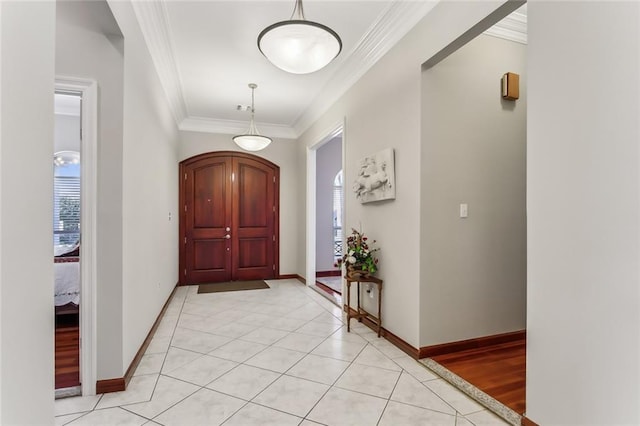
[431,339,526,414]
[55,314,80,389]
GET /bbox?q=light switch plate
[460,203,468,218]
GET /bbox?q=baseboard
[96,378,125,394]
[277,274,299,280]
[316,270,341,277]
[343,306,420,359]
[521,416,539,426]
[419,330,526,358]
[124,284,179,385]
[276,274,307,284]
[316,281,341,295]
[96,283,179,394]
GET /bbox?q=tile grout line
[59,410,91,425]
[212,285,349,424]
[55,385,106,419]
[347,334,474,420]
[375,367,404,426]
[299,336,371,422]
[69,281,460,426]
[146,288,189,403]
[121,289,201,424]
[141,284,325,424]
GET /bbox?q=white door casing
[55,77,98,396]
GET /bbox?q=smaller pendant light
[233,83,272,152]
[258,0,342,74]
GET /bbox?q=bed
[54,244,80,315]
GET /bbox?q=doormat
[197,280,270,294]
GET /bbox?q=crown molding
[132,1,188,124]
[483,8,527,45]
[292,0,439,136]
[180,117,297,139]
[135,0,439,139]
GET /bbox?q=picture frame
[353,148,395,203]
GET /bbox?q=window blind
[54,176,80,245]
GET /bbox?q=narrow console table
[344,273,383,337]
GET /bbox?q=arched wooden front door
[179,152,280,284]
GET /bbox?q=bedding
[54,243,79,257]
[54,261,80,306]
[54,244,80,308]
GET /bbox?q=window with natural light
[333,170,343,260]
[53,151,80,248]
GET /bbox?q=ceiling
[131,1,526,139]
[132,1,440,138]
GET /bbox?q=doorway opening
[420,3,527,416]
[54,78,98,399]
[307,123,345,307]
[314,136,343,304]
[54,93,82,397]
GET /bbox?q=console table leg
[346,281,351,332]
[377,285,382,337]
[357,281,362,322]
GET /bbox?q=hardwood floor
[431,339,526,414]
[55,315,80,389]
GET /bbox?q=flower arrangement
[335,228,379,274]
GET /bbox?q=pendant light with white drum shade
[258,0,342,74]
[233,83,272,152]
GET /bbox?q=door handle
[225,234,231,239]
[226,227,231,232]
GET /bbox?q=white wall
[57,0,182,377]
[298,0,514,347]
[527,2,640,424]
[296,139,308,277]
[179,131,299,276]
[106,1,181,371]
[56,0,125,380]
[315,136,342,272]
[0,1,55,423]
[419,34,527,346]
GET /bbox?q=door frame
[306,119,346,290]
[55,76,98,396]
[179,151,280,285]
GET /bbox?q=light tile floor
[55,279,508,426]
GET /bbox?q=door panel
[238,238,269,268]
[193,240,227,270]
[181,152,279,284]
[185,158,232,283]
[237,164,269,227]
[193,165,227,228]
[233,157,275,280]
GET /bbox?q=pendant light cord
[251,85,256,115]
[290,0,306,20]
[248,83,260,135]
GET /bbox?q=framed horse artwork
[353,148,396,203]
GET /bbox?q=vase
[347,265,369,279]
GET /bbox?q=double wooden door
[179,152,279,284]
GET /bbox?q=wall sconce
[501,72,519,101]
